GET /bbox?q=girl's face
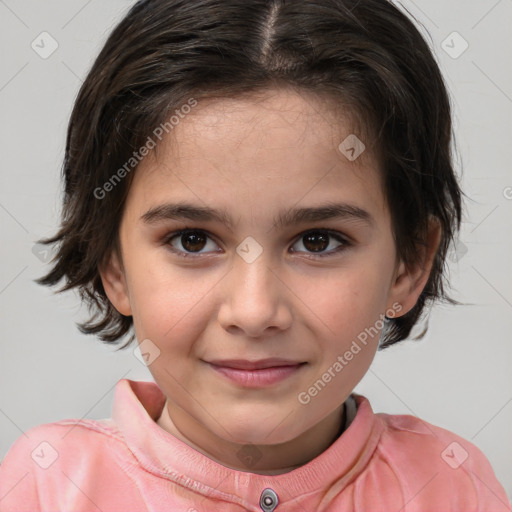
[101,87,437,471]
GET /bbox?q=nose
[217,254,293,338]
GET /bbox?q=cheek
[126,249,217,344]
[309,261,392,339]
[302,270,387,405]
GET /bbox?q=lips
[205,358,307,387]
[206,358,305,370]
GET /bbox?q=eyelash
[162,229,351,260]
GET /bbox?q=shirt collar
[112,378,383,505]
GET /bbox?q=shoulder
[367,409,511,511]
[2,416,125,464]
[377,410,492,471]
[1,416,128,470]
[0,418,130,511]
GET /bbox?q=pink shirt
[1,379,510,511]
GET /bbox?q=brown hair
[36,0,463,350]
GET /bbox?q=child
[1,0,510,510]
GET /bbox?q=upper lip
[206,358,305,370]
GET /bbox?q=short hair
[36,0,463,350]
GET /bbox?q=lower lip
[207,363,305,388]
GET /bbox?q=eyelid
[297,228,351,244]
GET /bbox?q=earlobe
[387,218,442,316]
[99,250,132,316]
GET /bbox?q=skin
[100,87,441,475]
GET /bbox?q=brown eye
[291,230,348,257]
[165,230,220,257]
[302,232,329,252]
[180,231,207,252]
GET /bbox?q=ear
[99,248,132,316]
[386,217,442,316]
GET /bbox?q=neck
[156,399,346,475]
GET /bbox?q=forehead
[163,88,372,166]
[126,87,387,223]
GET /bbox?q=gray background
[1,0,511,502]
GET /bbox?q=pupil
[304,232,328,252]
[182,232,206,252]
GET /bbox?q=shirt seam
[51,419,124,441]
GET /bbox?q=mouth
[206,358,306,370]
[204,358,307,388]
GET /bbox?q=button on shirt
[0,379,510,511]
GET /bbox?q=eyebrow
[140,201,375,231]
